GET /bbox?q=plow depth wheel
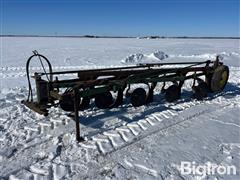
[95,91,113,109]
[210,65,229,92]
[130,88,147,107]
[165,85,180,102]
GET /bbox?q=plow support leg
[74,89,84,142]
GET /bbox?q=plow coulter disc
[130,88,147,107]
[110,89,124,108]
[79,98,90,110]
[95,91,114,109]
[192,82,209,100]
[165,85,180,102]
[210,65,229,92]
[60,94,90,111]
[59,94,74,112]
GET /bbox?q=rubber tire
[130,88,147,107]
[165,85,180,102]
[95,91,113,109]
[210,65,229,92]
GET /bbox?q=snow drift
[169,51,240,59]
[121,51,169,64]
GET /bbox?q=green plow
[22,51,229,141]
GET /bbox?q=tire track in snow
[83,96,235,155]
[1,76,239,147]
[0,72,239,179]
[0,66,138,81]
[0,65,124,79]
[0,64,145,72]
[123,158,159,177]
[0,88,236,153]
[78,100,236,180]
[2,94,238,179]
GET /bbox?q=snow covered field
[0,37,239,179]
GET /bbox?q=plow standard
[22,51,229,141]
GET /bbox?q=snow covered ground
[0,37,239,179]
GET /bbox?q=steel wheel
[210,65,229,92]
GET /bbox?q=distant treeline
[0,35,239,39]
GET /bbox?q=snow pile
[121,51,168,64]
[122,53,144,63]
[150,50,169,60]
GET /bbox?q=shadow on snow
[79,82,240,138]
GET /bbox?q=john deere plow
[22,51,229,141]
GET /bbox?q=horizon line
[1,34,240,39]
